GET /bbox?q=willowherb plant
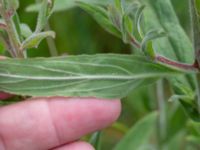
[0,0,200,149]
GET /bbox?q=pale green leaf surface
[20,23,33,38]
[22,31,55,49]
[141,0,194,64]
[26,0,111,12]
[0,54,182,99]
[114,112,157,150]
[141,0,198,122]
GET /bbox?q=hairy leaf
[189,0,200,65]
[0,54,182,99]
[26,0,111,12]
[77,1,121,38]
[141,0,194,63]
[114,112,157,150]
[35,0,54,32]
[22,31,55,49]
[141,29,166,56]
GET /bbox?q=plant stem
[0,0,23,58]
[130,38,199,71]
[156,79,167,150]
[45,22,58,56]
[155,55,199,71]
[130,36,141,49]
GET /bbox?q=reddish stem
[155,55,199,71]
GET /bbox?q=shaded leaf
[77,1,121,38]
[114,112,157,150]
[0,54,182,99]
[89,131,102,150]
[135,4,145,39]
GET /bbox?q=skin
[0,57,121,150]
[0,95,121,150]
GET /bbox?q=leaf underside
[0,54,181,99]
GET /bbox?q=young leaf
[141,0,194,63]
[0,54,183,99]
[135,5,145,39]
[114,0,123,13]
[21,31,55,49]
[114,112,157,150]
[77,1,121,38]
[20,23,33,38]
[7,0,19,10]
[35,0,54,32]
[108,5,122,30]
[121,14,134,43]
[171,79,200,122]
[141,29,166,57]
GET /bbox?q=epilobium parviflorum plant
[0,0,200,149]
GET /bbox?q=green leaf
[7,0,19,10]
[21,31,55,49]
[140,0,197,122]
[77,1,121,38]
[114,0,123,13]
[189,0,200,65]
[141,0,194,63]
[20,23,33,38]
[141,29,166,57]
[121,15,134,43]
[89,131,102,150]
[35,0,54,32]
[108,5,122,30]
[114,112,157,150]
[171,79,200,122]
[26,0,111,12]
[135,5,145,39]
[0,54,182,99]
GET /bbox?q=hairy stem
[130,36,141,49]
[156,80,167,150]
[155,55,199,71]
[45,22,58,56]
[0,0,23,58]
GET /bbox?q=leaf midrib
[0,72,178,80]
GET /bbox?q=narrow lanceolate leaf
[0,54,182,99]
[189,0,200,65]
[135,4,145,39]
[21,31,55,49]
[77,1,121,38]
[114,112,157,150]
